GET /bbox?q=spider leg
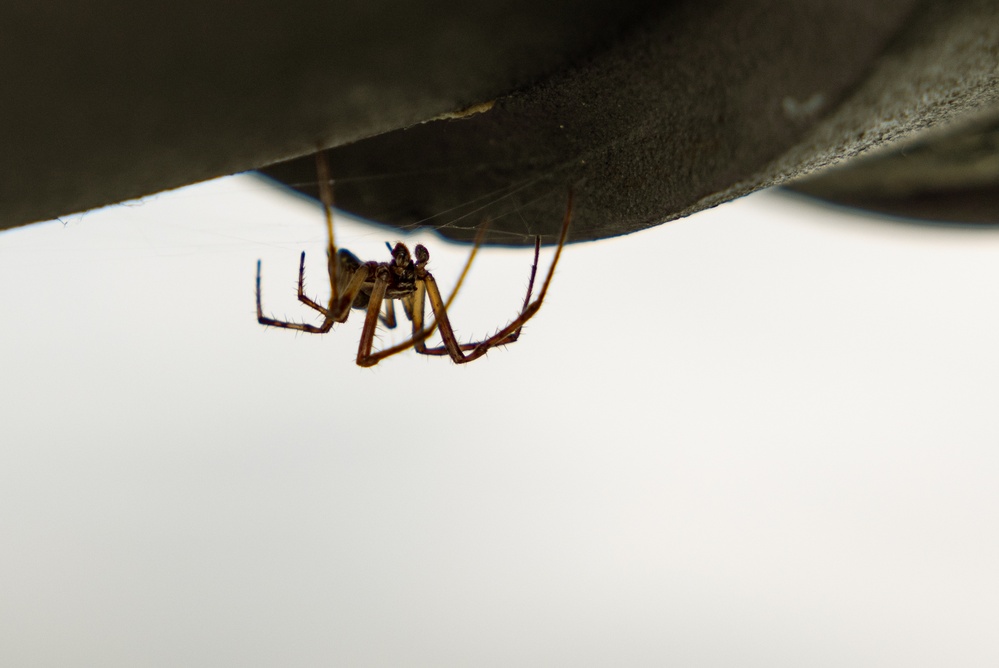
[423,220,486,321]
[420,273,483,362]
[352,283,431,365]
[502,235,543,343]
[399,292,416,322]
[418,190,572,364]
[380,298,398,329]
[349,189,571,367]
[416,234,542,356]
[265,151,343,325]
[327,263,375,321]
[257,259,335,333]
[316,150,338,306]
[355,272,392,367]
[296,251,329,316]
[257,258,373,333]
[355,224,487,365]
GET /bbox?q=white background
[2,175,998,666]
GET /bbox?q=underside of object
[788,108,999,225]
[2,0,997,241]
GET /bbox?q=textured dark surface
[262,0,923,245]
[1,0,654,230]
[789,108,999,224]
[2,0,997,241]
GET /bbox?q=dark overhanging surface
[788,110,999,225]
[2,1,997,241]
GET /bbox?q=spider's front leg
[296,251,327,316]
[380,299,398,329]
[256,259,335,333]
[297,248,367,318]
[414,236,543,358]
[355,267,393,367]
[256,256,375,333]
[415,190,572,363]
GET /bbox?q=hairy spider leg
[296,251,325,314]
[414,190,571,364]
[256,255,374,333]
[301,152,402,332]
[257,144,571,366]
[292,150,345,318]
[352,225,487,366]
[380,298,398,329]
[413,235,541,357]
[257,151,477,351]
[315,149,338,306]
[358,190,571,366]
[355,268,392,366]
[295,248,372,319]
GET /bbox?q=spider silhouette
[255,152,571,366]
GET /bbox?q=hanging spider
[255,151,571,366]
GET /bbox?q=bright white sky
[1,175,998,666]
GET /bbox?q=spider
[255,151,571,366]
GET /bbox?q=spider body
[255,151,570,366]
[332,243,425,310]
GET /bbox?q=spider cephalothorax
[256,151,571,366]
[383,242,426,298]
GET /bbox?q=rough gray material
[775,1,999,226]
[2,1,996,242]
[263,0,923,244]
[788,106,999,224]
[0,0,654,230]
